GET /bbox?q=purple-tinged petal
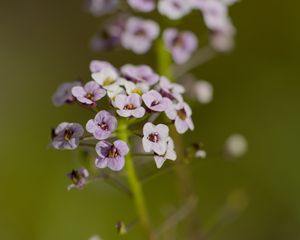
[128,0,155,12]
[114,140,129,156]
[94,128,112,139]
[67,168,89,190]
[114,94,127,109]
[86,120,97,133]
[85,81,100,93]
[132,107,146,118]
[163,28,198,64]
[175,118,189,134]
[117,110,132,117]
[90,60,115,73]
[107,156,125,171]
[121,17,160,54]
[95,156,108,168]
[186,117,194,130]
[128,93,141,106]
[52,81,81,106]
[142,90,162,108]
[52,123,84,150]
[165,105,177,120]
[87,111,117,140]
[96,140,111,157]
[72,86,86,98]
[93,87,106,101]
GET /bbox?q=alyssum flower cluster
[49,1,246,238]
[52,61,194,187]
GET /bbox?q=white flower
[89,235,102,240]
[89,60,116,73]
[142,122,169,155]
[202,0,229,30]
[92,68,119,88]
[224,134,248,159]
[158,0,192,20]
[195,149,207,159]
[106,84,124,99]
[194,80,213,104]
[154,137,177,168]
[121,17,160,54]
[121,79,150,95]
[211,21,236,52]
[92,68,124,98]
[166,102,194,134]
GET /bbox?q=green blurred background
[1,0,300,239]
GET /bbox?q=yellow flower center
[108,147,119,158]
[132,88,143,95]
[64,129,74,141]
[103,77,115,86]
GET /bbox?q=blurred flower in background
[88,235,102,240]
[224,134,248,159]
[85,0,119,16]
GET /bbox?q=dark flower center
[160,89,174,100]
[98,122,109,131]
[108,146,119,158]
[68,170,80,184]
[64,129,74,141]
[177,108,187,120]
[124,104,136,110]
[151,100,160,107]
[85,92,94,100]
[147,133,160,143]
[135,28,146,37]
[172,2,181,9]
[173,35,184,48]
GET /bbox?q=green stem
[155,37,172,78]
[118,119,155,240]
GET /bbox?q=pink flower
[86,110,117,140]
[142,90,172,112]
[166,102,194,134]
[95,140,129,171]
[121,17,159,54]
[115,94,146,118]
[72,81,106,105]
[163,28,198,64]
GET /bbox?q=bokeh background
[1,0,300,239]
